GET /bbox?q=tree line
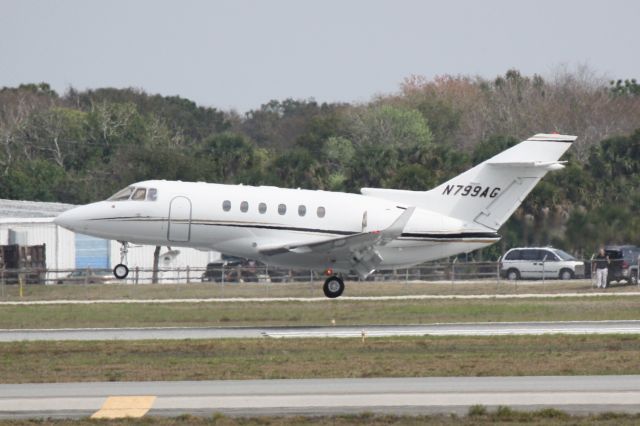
[1,68,639,259]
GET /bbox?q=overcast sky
[1,0,638,112]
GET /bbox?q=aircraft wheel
[113,263,129,279]
[323,276,345,298]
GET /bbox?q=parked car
[201,255,261,283]
[600,245,640,285]
[630,265,639,285]
[57,268,113,284]
[500,247,585,280]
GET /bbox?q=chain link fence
[1,259,638,286]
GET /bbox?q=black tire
[506,268,520,281]
[113,263,129,279]
[323,276,345,298]
[559,269,574,280]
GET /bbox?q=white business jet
[54,133,576,298]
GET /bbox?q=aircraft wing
[259,207,415,278]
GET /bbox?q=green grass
[1,296,639,329]
[1,279,638,301]
[2,410,640,425]
[2,335,640,383]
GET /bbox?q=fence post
[265,267,269,297]
[221,266,225,297]
[451,258,457,290]
[186,266,190,284]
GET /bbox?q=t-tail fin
[361,133,576,230]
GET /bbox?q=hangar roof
[0,198,74,219]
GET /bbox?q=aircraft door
[168,196,192,242]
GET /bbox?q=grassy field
[1,296,640,329]
[2,335,639,383]
[1,410,640,425]
[1,279,638,301]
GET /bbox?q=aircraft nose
[54,206,87,231]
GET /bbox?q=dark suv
[601,245,640,285]
[201,255,261,283]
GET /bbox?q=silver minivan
[500,247,584,280]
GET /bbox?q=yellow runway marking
[91,396,156,419]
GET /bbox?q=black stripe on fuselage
[401,232,499,239]
[88,217,500,240]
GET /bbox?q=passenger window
[108,186,134,201]
[258,202,267,214]
[298,205,306,216]
[521,250,538,261]
[536,250,549,261]
[240,201,249,213]
[222,200,231,212]
[317,206,326,218]
[278,204,287,215]
[505,250,520,260]
[131,188,146,201]
[543,251,558,261]
[147,188,158,201]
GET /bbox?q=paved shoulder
[2,320,640,342]
[2,376,640,419]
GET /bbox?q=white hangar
[0,198,219,282]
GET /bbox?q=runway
[2,320,640,341]
[1,376,639,419]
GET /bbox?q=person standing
[593,248,610,289]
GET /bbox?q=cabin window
[298,205,306,216]
[240,201,249,212]
[131,188,147,201]
[108,186,134,201]
[147,188,158,201]
[317,206,326,218]
[222,200,231,212]
[258,202,267,214]
[278,203,287,215]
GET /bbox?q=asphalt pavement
[1,376,639,419]
[2,320,640,341]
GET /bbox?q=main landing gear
[113,241,129,279]
[323,275,345,298]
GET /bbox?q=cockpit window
[147,188,158,201]
[131,188,147,201]
[108,186,134,201]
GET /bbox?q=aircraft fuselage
[56,180,499,272]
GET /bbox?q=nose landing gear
[323,275,345,298]
[113,241,129,280]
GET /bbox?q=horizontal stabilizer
[487,160,567,171]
